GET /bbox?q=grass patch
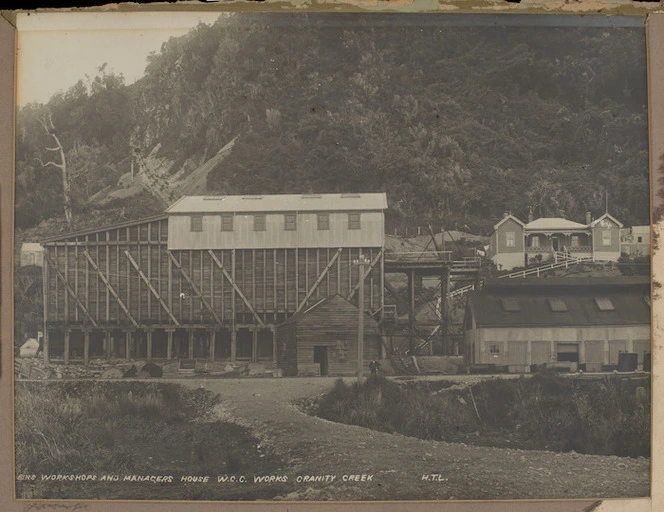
[314,373,650,458]
[14,381,288,500]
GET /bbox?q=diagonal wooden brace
[83,250,138,328]
[208,250,265,327]
[124,250,181,327]
[44,253,98,328]
[168,251,222,326]
[297,248,343,312]
[347,248,384,301]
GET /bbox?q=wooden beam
[44,254,98,328]
[83,328,90,366]
[64,328,70,365]
[208,249,265,327]
[347,248,384,301]
[42,253,49,363]
[297,248,343,312]
[125,250,181,326]
[168,251,222,326]
[83,250,138,328]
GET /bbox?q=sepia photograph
[11,11,652,503]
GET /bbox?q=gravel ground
[178,376,650,501]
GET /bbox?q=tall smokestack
[528,207,534,223]
[585,211,592,225]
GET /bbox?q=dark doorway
[313,346,329,376]
[556,342,579,362]
[552,237,559,252]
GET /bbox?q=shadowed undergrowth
[313,373,650,458]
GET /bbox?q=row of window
[505,230,613,247]
[500,296,619,313]
[190,213,362,233]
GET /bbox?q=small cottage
[20,243,43,267]
[275,294,384,376]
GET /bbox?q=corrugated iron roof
[525,218,588,231]
[166,193,388,213]
[469,278,650,327]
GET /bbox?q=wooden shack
[40,193,387,365]
[275,294,384,376]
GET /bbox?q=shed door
[633,340,650,365]
[531,341,550,366]
[313,346,329,376]
[507,341,527,367]
[584,340,603,372]
[556,343,579,363]
[609,340,628,365]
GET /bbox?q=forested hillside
[15,14,649,236]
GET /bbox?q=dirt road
[180,376,650,501]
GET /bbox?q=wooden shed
[275,294,384,376]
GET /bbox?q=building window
[190,215,203,232]
[547,298,568,312]
[506,231,515,247]
[637,236,643,243]
[317,213,330,231]
[489,344,500,354]
[531,236,539,248]
[571,235,580,248]
[348,212,361,230]
[602,230,612,246]
[500,297,521,312]
[594,297,615,311]
[254,214,266,232]
[285,214,297,231]
[221,214,233,232]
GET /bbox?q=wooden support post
[44,254,98,327]
[43,329,50,364]
[166,329,174,360]
[271,327,277,364]
[252,328,258,363]
[189,329,195,359]
[297,248,343,312]
[125,330,131,361]
[105,330,112,359]
[230,330,237,361]
[83,329,90,366]
[168,252,221,326]
[209,330,216,362]
[147,329,153,361]
[64,329,70,365]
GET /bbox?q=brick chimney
[585,211,592,225]
[528,207,534,223]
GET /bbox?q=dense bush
[315,372,650,458]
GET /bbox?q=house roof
[493,214,526,230]
[525,218,588,231]
[41,214,168,244]
[469,277,650,328]
[166,193,388,214]
[278,294,379,327]
[590,213,624,228]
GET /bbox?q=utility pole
[354,254,370,383]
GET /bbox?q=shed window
[221,214,233,232]
[190,215,203,232]
[530,236,539,248]
[348,212,361,230]
[602,230,612,246]
[317,213,330,231]
[254,215,266,231]
[285,214,297,231]
[489,344,500,354]
[547,298,568,312]
[500,298,521,312]
[506,231,515,247]
[594,297,615,311]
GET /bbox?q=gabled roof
[469,277,650,328]
[278,294,379,327]
[590,213,624,228]
[493,214,526,230]
[166,193,388,214]
[525,218,588,231]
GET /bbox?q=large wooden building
[464,277,651,372]
[40,193,387,365]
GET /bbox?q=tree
[37,112,72,227]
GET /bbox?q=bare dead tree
[37,113,72,227]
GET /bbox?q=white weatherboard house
[488,212,624,271]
